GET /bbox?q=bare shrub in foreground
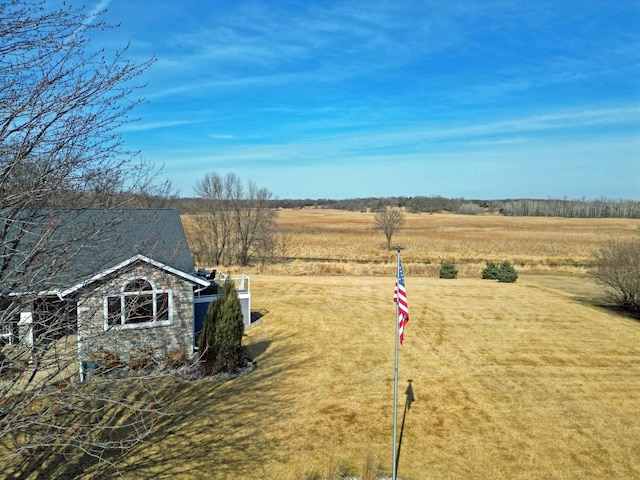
[591,237,640,314]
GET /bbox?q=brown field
[183,209,640,276]
[82,211,637,479]
[11,211,640,479]
[87,273,639,479]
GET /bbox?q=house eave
[56,254,209,298]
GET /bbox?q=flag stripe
[394,258,409,345]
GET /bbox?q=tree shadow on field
[590,301,640,322]
[245,340,270,360]
[6,333,303,480]
[88,334,303,479]
[4,379,183,480]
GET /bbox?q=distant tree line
[498,198,640,218]
[175,195,640,219]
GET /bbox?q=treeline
[175,196,640,219]
[498,198,640,218]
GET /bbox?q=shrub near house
[198,280,245,374]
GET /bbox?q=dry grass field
[66,210,638,479]
[7,211,640,479]
[183,209,640,277]
[82,273,639,479]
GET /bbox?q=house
[0,208,250,380]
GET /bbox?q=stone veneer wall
[77,262,195,365]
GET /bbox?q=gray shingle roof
[0,208,197,294]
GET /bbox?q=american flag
[394,258,409,345]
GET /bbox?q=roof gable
[56,253,209,297]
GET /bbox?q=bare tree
[275,228,293,263]
[0,1,168,476]
[193,172,276,267]
[232,180,276,266]
[375,207,406,250]
[591,237,640,314]
[193,172,236,266]
[137,177,181,208]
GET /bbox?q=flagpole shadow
[395,379,415,474]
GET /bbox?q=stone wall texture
[77,262,195,365]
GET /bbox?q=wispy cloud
[71,0,111,36]
[122,119,201,132]
[208,134,235,140]
[88,0,111,18]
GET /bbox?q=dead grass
[62,273,640,479]
[183,210,640,276]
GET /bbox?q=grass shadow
[84,335,301,478]
[589,301,640,322]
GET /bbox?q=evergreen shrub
[198,280,245,373]
[439,261,458,279]
[481,262,500,279]
[497,261,519,283]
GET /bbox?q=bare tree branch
[0,2,182,477]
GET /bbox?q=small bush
[165,348,189,368]
[439,261,458,279]
[591,238,640,314]
[128,348,154,370]
[481,262,500,279]
[497,261,518,283]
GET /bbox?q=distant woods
[176,196,640,219]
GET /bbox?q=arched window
[105,277,172,329]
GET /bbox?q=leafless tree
[375,207,406,251]
[0,1,170,476]
[137,177,181,208]
[193,172,236,266]
[275,228,293,263]
[591,236,640,314]
[193,172,276,267]
[232,180,276,266]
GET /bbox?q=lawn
[82,272,639,479]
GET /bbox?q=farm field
[82,211,639,479]
[183,209,640,276]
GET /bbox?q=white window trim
[103,276,173,331]
[0,324,14,344]
[0,311,27,345]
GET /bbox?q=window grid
[104,277,173,330]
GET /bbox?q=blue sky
[85,0,638,199]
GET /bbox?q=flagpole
[392,245,401,480]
